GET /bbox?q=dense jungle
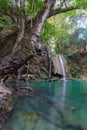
[0,0,87,130]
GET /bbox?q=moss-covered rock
[66,52,87,81]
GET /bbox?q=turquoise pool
[2,81,87,130]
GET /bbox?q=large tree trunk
[0,0,55,79]
[12,17,25,54]
[12,0,25,54]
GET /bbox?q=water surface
[2,81,87,130]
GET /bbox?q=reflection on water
[60,81,66,107]
[2,81,87,130]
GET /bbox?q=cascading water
[59,55,66,81]
[59,55,66,106]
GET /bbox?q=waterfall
[59,55,66,81]
[59,55,66,106]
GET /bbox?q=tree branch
[48,6,78,18]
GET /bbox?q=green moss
[39,72,48,79]
[82,58,87,67]
[67,50,78,57]
[69,64,82,79]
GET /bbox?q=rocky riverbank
[0,82,34,129]
[0,81,14,129]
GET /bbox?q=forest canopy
[0,0,87,48]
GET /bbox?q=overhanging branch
[48,6,78,18]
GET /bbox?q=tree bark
[0,0,55,79]
[0,0,78,80]
[12,0,25,54]
[12,16,25,54]
[48,6,78,18]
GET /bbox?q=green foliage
[83,58,87,67]
[26,0,44,16]
[66,50,78,57]
[40,8,87,54]
[41,20,58,43]
[76,0,87,9]
[49,15,71,53]
[0,15,17,29]
[45,9,87,54]
[0,15,18,38]
[69,64,81,79]
[54,28,70,53]
[39,72,48,79]
[0,0,11,12]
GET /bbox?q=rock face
[80,73,87,81]
[0,79,12,100]
[22,41,50,80]
[67,52,87,80]
[52,55,62,75]
[52,54,67,78]
[5,40,50,81]
[0,78,12,128]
